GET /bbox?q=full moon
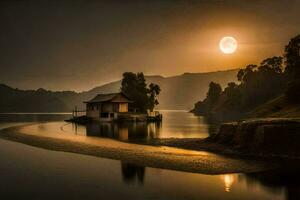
[219,36,238,54]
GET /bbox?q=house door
[113,103,119,112]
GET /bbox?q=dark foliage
[192,82,222,115]
[286,79,300,102]
[192,54,288,120]
[207,82,222,104]
[284,35,300,102]
[148,83,161,111]
[284,35,300,79]
[121,72,160,112]
[0,84,73,112]
[192,34,300,120]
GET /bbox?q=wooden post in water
[75,106,78,117]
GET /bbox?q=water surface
[0,111,216,141]
[66,110,217,140]
[0,112,298,200]
[0,138,289,200]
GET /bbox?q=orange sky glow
[0,1,299,91]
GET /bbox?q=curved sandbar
[0,122,274,174]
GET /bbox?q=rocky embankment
[141,118,300,160]
[209,118,300,158]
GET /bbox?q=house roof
[84,92,133,103]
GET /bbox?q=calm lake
[0,111,297,200]
[0,110,217,140]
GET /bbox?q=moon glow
[219,36,238,54]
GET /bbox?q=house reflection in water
[121,162,146,184]
[85,122,161,142]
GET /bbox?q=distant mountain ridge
[0,69,239,112]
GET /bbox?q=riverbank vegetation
[191,34,300,121]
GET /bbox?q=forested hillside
[191,35,300,121]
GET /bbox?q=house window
[101,113,109,118]
[110,113,114,118]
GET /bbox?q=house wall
[86,103,100,119]
[86,101,130,120]
[102,103,114,113]
[87,110,99,118]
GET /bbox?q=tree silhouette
[207,82,222,104]
[148,83,161,112]
[259,56,283,73]
[284,35,300,102]
[121,72,161,112]
[285,35,300,78]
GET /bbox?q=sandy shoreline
[0,123,276,174]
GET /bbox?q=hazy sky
[1,0,300,91]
